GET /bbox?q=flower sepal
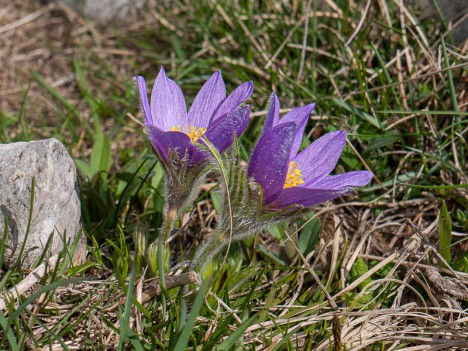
[192,146,314,272]
[163,147,211,217]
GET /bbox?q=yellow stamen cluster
[171,125,207,142]
[284,161,304,188]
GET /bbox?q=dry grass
[0,0,467,350]
[2,200,466,349]
[0,0,145,154]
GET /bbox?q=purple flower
[248,94,372,209]
[136,67,253,167]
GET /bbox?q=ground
[0,1,467,350]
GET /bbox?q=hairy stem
[161,207,177,242]
[156,207,178,291]
[193,229,230,272]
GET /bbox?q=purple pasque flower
[136,67,253,167]
[248,94,372,209]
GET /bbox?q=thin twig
[405,219,459,278]
[0,254,59,311]
[281,223,339,310]
[346,138,385,189]
[0,9,44,35]
[346,0,372,45]
[298,0,312,79]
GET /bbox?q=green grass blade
[375,110,468,116]
[90,133,112,174]
[401,183,468,189]
[439,200,452,266]
[171,280,209,351]
[0,313,19,350]
[215,314,258,351]
[333,98,383,130]
[441,37,458,111]
[0,217,9,269]
[9,277,84,321]
[18,82,32,141]
[118,264,140,350]
[30,71,77,115]
[73,59,103,134]
[370,42,402,110]
[26,315,72,351]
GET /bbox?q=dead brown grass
[0,1,467,349]
[0,0,148,154]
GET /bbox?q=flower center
[284,161,304,188]
[171,124,207,141]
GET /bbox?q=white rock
[0,138,85,268]
[416,0,467,45]
[56,0,147,24]
[54,0,466,44]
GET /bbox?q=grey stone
[415,0,467,45]
[0,138,85,269]
[54,0,466,44]
[56,0,147,25]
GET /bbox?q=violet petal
[264,93,280,129]
[150,67,187,131]
[187,71,226,129]
[248,122,296,204]
[292,130,346,186]
[280,103,316,157]
[146,126,169,164]
[269,186,350,209]
[211,81,253,123]
[204,105,251,153]
[312,171,373,190]
[147,126,207,166]
[136,76,152,125]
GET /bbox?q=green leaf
[151,162,165,190]
[90,133,112,174]
[211,191,222,215]
[453,251,468,273]
[350,257,372,290]
[267,222,287,241]
[298,218,321,256]
[74,158,95,179]
[439,200,452,265]
[256,243,286,266]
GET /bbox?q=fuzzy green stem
[193,229,230,272]
[161,207,177,242]
[157,237,166,291]
[157,207,177,293]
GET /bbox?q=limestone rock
[415,0,467,45]
[53,0,466,44]
[56,0,148,25]
[0,138,85,269]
